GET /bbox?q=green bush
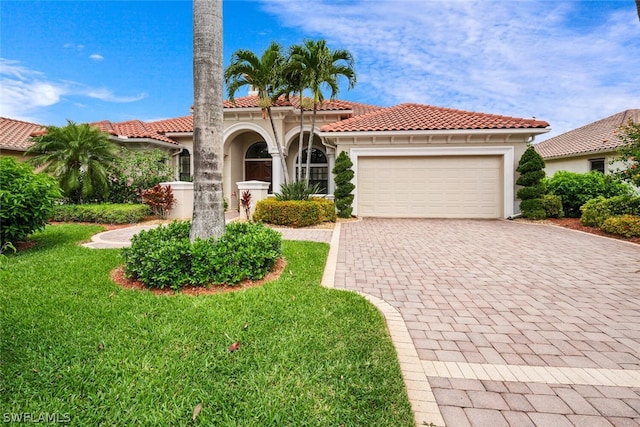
[600,215,640,238]
[312,197,337,223]
[0,157,62,245]
[546,171,633,218]
[518,199,546,220]
[333,151,355,218]
[580,195,640,227]
[541,194,563,218]
[254,198,323,227]
[50,203,150,224]
[122,221,282,290]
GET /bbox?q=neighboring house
[0,98,550,219]
[0,117,45,160]
[534,109,640,177]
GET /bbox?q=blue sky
[1,0,639,140]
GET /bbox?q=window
[589,158,605,174]
[245,142,271,159]
[179,150,191,181]
[296,148,328,194]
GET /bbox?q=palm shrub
[274,180,321,201]
[332,151,355,218]
[516,146,547,219]
[0,157,62,246]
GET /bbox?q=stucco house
[534,109,640,177]
[1,97,550,219]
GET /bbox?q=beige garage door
[358,156,502,218]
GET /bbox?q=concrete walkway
[326,218,640,427]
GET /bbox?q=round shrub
[600,215,640,238]
[580,195,640,227]
[122,221,282,290]
[0,157,62,245]
[541,194,563,219]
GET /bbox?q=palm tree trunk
[297,94,305,181]
[191,0,225,241]
[305,102,318,186]
[266,106,290,185]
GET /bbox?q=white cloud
[0,58,147,121]
[63,43,85,51]
[261,0,640,139]
[89,54,104,61]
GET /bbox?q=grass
[1,224,414,426]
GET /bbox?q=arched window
[245,142,272,191]
[296,148,328,194]
[179,149,191,181]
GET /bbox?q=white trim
[319,128,549,138]
[283,125,323,151]
[223,122,274,150]
[350,146,515,218]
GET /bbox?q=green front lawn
[1,224,413,426]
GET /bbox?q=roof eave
[318,127,551,138]
[110,136,182,149]
[541,147,620,161]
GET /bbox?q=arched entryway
[245,141,272,191]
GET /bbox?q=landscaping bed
[548,217,640,245]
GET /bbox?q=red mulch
[110,257,287,296]
[546,217,640,245]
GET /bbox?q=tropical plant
[516,145,547,219]
[141,184,176,218]
[225,42,290,185]
[107,147,173,203]
[191,0,225,240]
[612,119,640,188]
[332,151,355,218]
[289,40,356,185]
[0,157,62,246]
[274,180,321,201]
[25,120,119,203]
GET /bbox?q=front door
[245,160,272,192]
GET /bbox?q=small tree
[613,119,640,188]
[332,151,355,218]
[516,145,547,219]
[108,148,174,203]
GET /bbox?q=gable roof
[92,119,181,145]
[0,117,45,152]
[535,109,640,159]
[320,103,549,133]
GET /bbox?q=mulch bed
[546,217,640,245]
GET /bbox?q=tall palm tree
[26,120,118,202]
[289,40,356,185]
[190,0,225,241]
[224,42,290,185]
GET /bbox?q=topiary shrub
[546,171,633,218]
[600,214,640,238]
[332,151,355,218]
[122,221,282,290]
[0,157,62,246]
[50,203,150,224]
[253,198,323,227]
[516,146,547,219]
[580,195,640,227]
[541,194,563,218]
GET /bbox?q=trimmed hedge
[254,198,336,227]
[51,203,150,224]
[541,194,563,219]
[600,215,640,238]
[580,195,640,227]
[122,221,282,289]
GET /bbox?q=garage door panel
[357,156,502,218]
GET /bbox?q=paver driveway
[333,218,640,426]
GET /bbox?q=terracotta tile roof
[147,116,193,133]
[92,119,180,145]
[320,103,550,133]
[222,95,382,115]
[0,117,45,151]
[535,109,640,159]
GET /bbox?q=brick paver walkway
[332,218,640,426]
